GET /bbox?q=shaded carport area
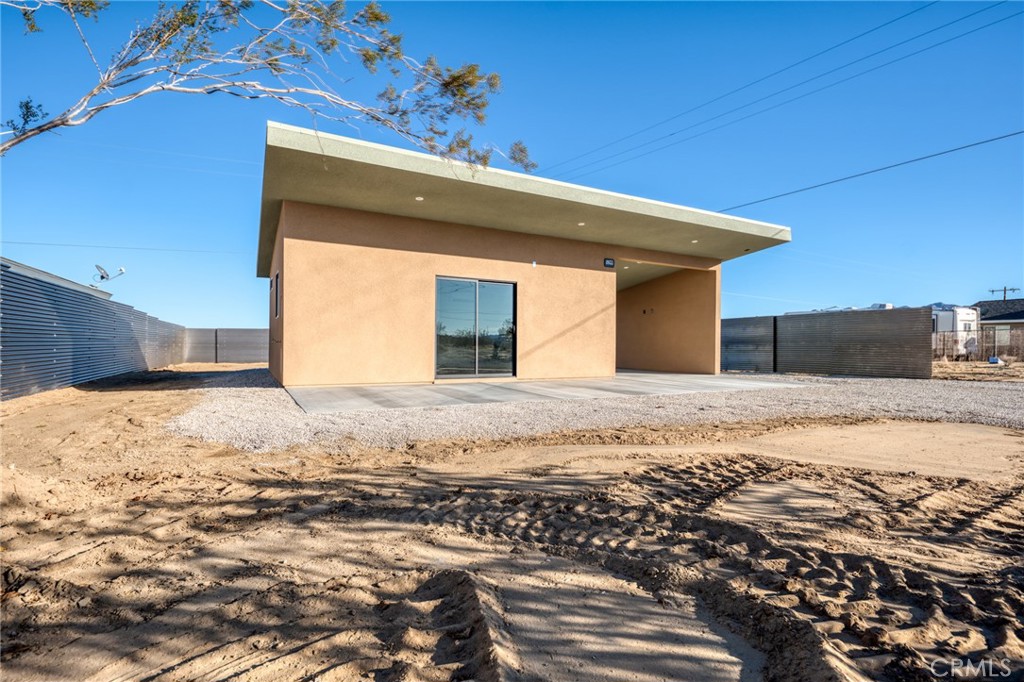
[286,371,803,414]
[614,262,721,374]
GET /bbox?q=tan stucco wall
[616,267,721,374]
[268,220,285,383]
[272,201,722,386]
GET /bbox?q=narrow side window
[274,272,280,319]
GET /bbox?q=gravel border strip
[165,369,1024,452]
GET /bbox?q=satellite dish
[93,264,125,283]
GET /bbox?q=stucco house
[257,122,791,387]
[973,298,1024,331]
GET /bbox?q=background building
[973,298,1024,332]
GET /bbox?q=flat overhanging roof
[257,122,791,277]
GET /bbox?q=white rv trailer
[931,305,980,359]
[931,306,979,332]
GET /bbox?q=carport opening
[615,262,720,375]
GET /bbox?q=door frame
[434,275,517,379]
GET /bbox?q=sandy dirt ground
[2,366,1023,681]
[932,361,1024,382]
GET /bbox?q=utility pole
[988,286,1021,301]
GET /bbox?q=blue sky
[2,1,1022,327]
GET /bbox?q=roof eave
[257,122,792,277]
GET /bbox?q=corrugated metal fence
[722,307,933,379]
[720,316,775,372]
[1,260,270,400]
[1,261,186,399]
[184,328,269,363]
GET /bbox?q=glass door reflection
[435,278,477,376]
[435,278,515,377]
[477,282,515,376]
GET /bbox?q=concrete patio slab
[286,371,803,414]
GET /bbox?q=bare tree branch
[0,0,532,169]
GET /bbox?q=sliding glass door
[435,278,477,375]
[477,281,515,376]
[436,277,515,378]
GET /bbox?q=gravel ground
[165,369,1024,452]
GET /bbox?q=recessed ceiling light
[624,266,630,269]
[578,222,586,226]
[691,239,699,243]
[415,196,424,201]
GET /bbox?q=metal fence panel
[184,328,217,363]
[829,309,932,378]
[214,328,268,363]
[184,328,268,363]
[774,314,834,375]
[721,316,774,372]
[722,308,932,379]
[1,262,186,399]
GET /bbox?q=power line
[543,1,941,174]
[558,2,1011,180]
[1,240,245,254]
[562,9,1023,181]
[717,130,1024,212]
